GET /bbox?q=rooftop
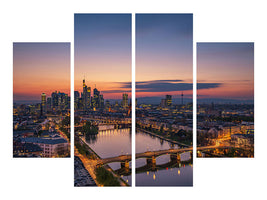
[20,137,68,145]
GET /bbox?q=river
[85,128,193,186]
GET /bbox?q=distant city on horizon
[74,78,131,112]
[13,42,71,158]
[197,42,254,158]
[14,91,70,104]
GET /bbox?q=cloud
[137,82,192,92]
[118,79,184,89]
[135,80,221,93]
[197,83,222,90]
[101,89,131,94]
[101,80,222,94]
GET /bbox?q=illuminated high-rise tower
[83,78,85,87]
[122,93,128,109]
[93,87,100,108]
[51,91,58,110]
[100,94,104,108]
[41,93,46,114]
[47,97,51,111]
[87,86,91,108]
[74,91,80,110]
[166,95,172,107]
[83,79,88,110]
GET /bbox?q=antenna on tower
[181,92,184,105]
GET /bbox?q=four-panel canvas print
[13,14,254,187]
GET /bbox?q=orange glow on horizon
[197,82,254,99]
[13,43,70,101]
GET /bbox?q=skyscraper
[74,91,80,110]
[166,95,172,107]
[93,87,100,108]
[47,97,51,111]
[83,79,88,110]
[51,91,58,110]
[41,93,46,114]
[58,92,63,108]
[100,94,104,108]
[122,93,128,109]
[87,87,91,109]
[64,93,68,109]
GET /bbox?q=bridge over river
[97,145,231,166]
[115,158,193,176]
[74,120,131,131]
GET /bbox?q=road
[76,137,128,186]
[74,146,101,186]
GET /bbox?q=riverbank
[136,128,191,148]
[76,136,129,186]
[74,145,100,186]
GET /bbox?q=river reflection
[85,128,192,186]
[136,153,193,186]
[85,128,131,158]
[136,131,180,153]
[85,128,132,185]
[136,131,193,186]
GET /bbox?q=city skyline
[74,14,131,99]
[13,43,71,158]
[13,43,70,103]
[75,78,131,100]
[197,42,254,158]
[197,43,254,101]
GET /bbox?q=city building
[122,93,128,109]
[20,135,69,157]
[93,87,100,109]
[41,93,46,114]
[79,79,105,111]
[166,95,172,107]
[13,138,43,157]
[51,91,59,110]
[74,91,80,110]
[160,95,172,108]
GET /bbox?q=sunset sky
[74,14,131,99]
[136,14,193,99]
[13,43,70,103]
[197,43,254,101]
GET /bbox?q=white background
[0,0,266,199]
